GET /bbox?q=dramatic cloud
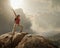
[23,0,60,36]
[0,0,14,34]
[0,0,35,34]
[0,0,60,37]
[15,8,35,34]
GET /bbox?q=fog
[0,0,60,37]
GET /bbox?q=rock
[17,35,56,48]
[11,32,28,48]
[0,32,28,48]
[0,32,58,48]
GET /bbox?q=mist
[22,0,60,36]
[0,0,60,38]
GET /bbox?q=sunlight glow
[10,0,23,9]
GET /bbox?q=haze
[0,0,60,37]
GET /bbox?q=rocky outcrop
[0,32,58,48]
[0,32,28,48]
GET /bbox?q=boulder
[17,34,56,48]
[0,32,58,48]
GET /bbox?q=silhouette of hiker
[12,9,23,34]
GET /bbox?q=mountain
[0,32,58,48]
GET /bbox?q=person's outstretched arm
[12,8,17,17]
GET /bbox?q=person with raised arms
[12,9,23,34]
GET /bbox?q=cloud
[0,0,60,37]
[52,0,60,6]
[25,0,60,36]
[0,0,35,34]
[15,8,35,34]
[0,0,17,34]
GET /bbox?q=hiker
[12,9,23,34]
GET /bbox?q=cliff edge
[0,32,58,48]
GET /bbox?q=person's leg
[12,24,16,35]
[11,24,17,47]
[19,24,23,32]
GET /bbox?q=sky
[0,0,60,37]
[21,0,60,36]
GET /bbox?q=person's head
[17,15,20,18]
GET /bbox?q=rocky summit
[0,32,58,48]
